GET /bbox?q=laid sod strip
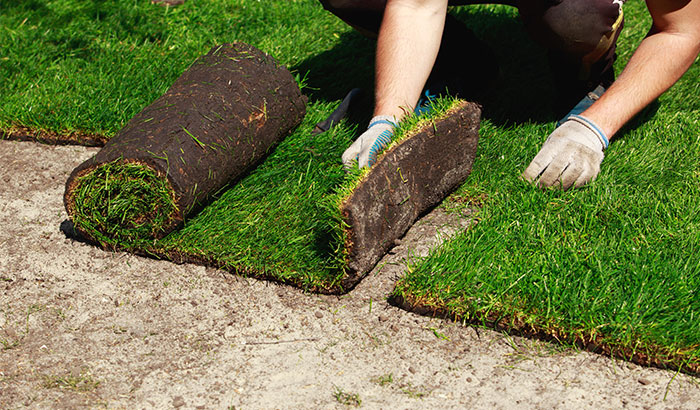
[390,4,700,373]
[65,98,476,292]
[391,151,700,374]
[64,43,306,244]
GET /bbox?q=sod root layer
[1,126,108,147]
[340,101,480,287]
[390,293,700,376]
[64,43,306,245]
[63,99,480,293]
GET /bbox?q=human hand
[522,115,609,190]
[341,115,397,169]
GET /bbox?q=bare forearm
[583,3,700,138]
[374,0,448,119]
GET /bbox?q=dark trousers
[319,0,624,108]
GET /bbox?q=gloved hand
[342,115,397,169]
[522,114,609,190]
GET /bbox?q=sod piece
[64,42,306,245]
[6,0,700,371]
[340,101,480,286]
[63,98,479,292]
[390,2,700,374]
[58,95,479,292]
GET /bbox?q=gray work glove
[342,115,397,169]
[522,114,609,190]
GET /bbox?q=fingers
[573,163,600,189]
[341,140,362,170]
[344,128,393,170]
[522,146,557,182]
[557,163,584,191]
[537,157,570,188]
[364,129,393,168]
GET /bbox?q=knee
[525,0,624,55]
[319,0,386,37]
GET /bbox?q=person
[321,0,700,190]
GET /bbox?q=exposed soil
[1,138,699,409]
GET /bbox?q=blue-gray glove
[342,115,397,169]
[522,115,609,190]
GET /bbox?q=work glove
[342,115,397,169]
[522,114,609,190]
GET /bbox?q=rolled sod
[339,101,481,287]
[64,43,306,246]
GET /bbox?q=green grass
[0,0,375,291]
[4,1,463,291]
[333,386,362,407]
[42,371,100,392]
[151,98,461,291]
[69,160,179,244]
[0,0,370,135]
[393,2,700,373]
[2,0,700,371]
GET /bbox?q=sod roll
[64,42,306,245]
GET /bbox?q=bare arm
[374,0,448,119]
[582,0,700,137]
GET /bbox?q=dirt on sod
[340,101,480,287]
[1,126,108,147]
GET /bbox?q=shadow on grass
[453,7,557,125]
[292,5,560,129]
[292,31,376,126]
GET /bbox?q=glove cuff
[568,114,609,149]
[368,115,398,130]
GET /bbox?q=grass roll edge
[65,159,180,247]
[389,287,700,376]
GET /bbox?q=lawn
[2,0,699,372]
[392,3,700,374]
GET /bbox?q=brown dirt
[2,138,700,409]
